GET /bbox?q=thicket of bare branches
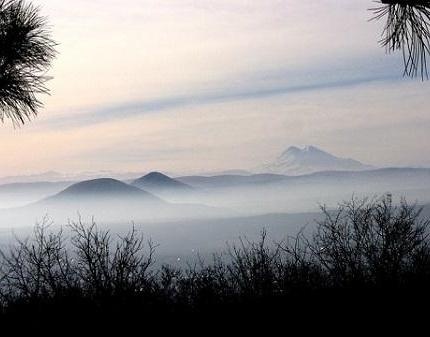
[287,197,430,287]
[0,196,429,329]
[0,219,156,306]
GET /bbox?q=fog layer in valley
[0,167,430,265]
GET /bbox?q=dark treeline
[0,196,429,332]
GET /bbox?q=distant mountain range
[195,169,252,176]
[1,167,430,227]
[0,145,405,184]
[0,170,147,185]
[177,173,286,189]
[177,167,430,189]
[260,145,373,175]
[174,167,430,215]
[1,145,429,220]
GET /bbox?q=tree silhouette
[0,196,429,330]
[371,0,430,79]
[0,0,56,125]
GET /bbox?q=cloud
[36,0,389,111]
[0,1,427,176]
[36,52,401,131]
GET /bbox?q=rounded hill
[46,178,160,202]
[132,172,192,191]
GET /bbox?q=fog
[0,181,72,209]
[0,168,429,265]
[171,168,430,214]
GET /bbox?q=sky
[0,0,429,177]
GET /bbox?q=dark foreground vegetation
[0,196,429,332]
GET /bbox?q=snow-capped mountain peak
[262,145,372,175]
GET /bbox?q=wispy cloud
[0,0,427,176]
[39,54,401,131]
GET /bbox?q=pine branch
[371,0,430,79]
[0,0,56,125]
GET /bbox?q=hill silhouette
[38,178,166,209]
[45,178,161,203]
[132,172,192,193]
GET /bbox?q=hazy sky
[1,0,429,176]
